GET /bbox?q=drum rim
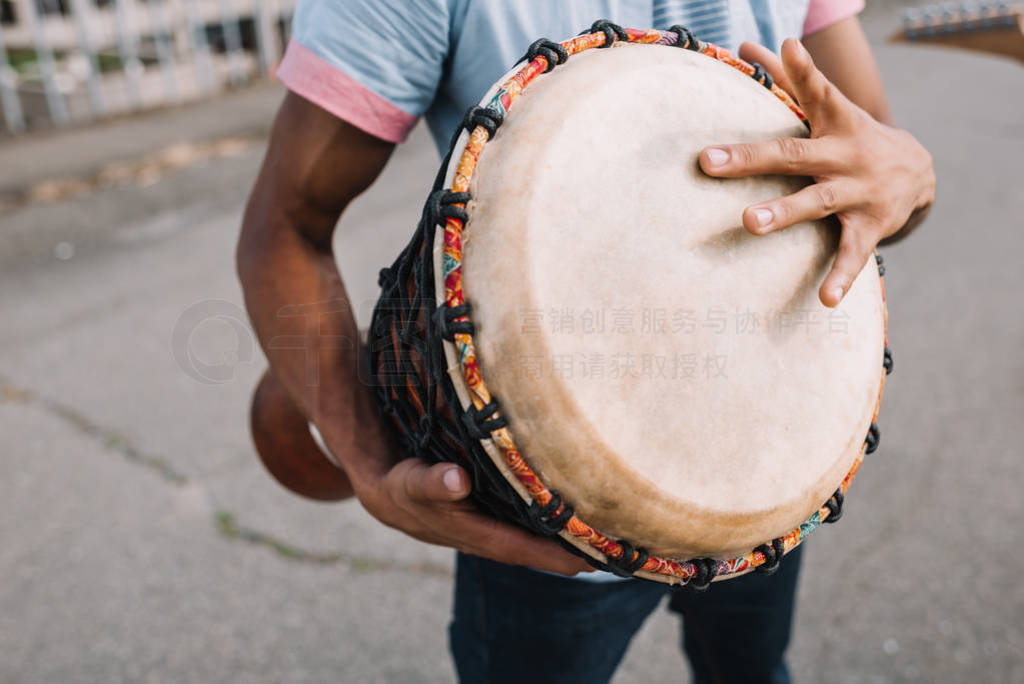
[431,23,890,585]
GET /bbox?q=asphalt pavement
[1,5,1022,683]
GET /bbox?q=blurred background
[1,1,1022,681]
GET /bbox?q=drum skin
[451,44,885,560]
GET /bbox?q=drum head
[438,43,885,560]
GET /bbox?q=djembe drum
[367,21,892,587]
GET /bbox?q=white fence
[0,0,296,134]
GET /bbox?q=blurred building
[0,0,295,134]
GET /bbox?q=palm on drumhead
[700,38,935,308]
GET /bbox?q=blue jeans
[449,544,803,684]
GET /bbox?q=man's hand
[352,454,594,575]
[699,38,935,307]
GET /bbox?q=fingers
[398,459,471,503]
[700,137,835,178]
[388,458,591,574]
[459,514,595,576]
[738,41,794,98]
[780,38,851,127]
[743,181,851,234]
[387,459,593,575]
[820,224,875,307]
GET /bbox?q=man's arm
[238,93,393,475]
[237,92,591,575]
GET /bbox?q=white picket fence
[0,0,297,134]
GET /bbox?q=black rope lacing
[434,302,474,341]
[686,557,717,591]
[884,346,894,375]
[526,491,575,534]
[605,538,650,578]
[876,253,886,277]
[522,38,569,72]
[749,62,774,89]
[426,189,470,226]
[462,400,509,440]
[667,24,702,51]
[462,105,504,140]
[365,93,536,531]
[586,19,629,47]
[755,538,786,575]
[865,422,881,455]
[823,488,845,523]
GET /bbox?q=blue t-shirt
[274,0,866,155]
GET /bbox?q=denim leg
[667,544,805,684]
[449,553,668,684]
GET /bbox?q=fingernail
[831,285,844,303]
[443,467,464,493]
[704,147,730,168]
[751,207,773,229]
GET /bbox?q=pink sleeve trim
[802,0,865,37]
[275,39,417,144]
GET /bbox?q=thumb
[401,460,472,503]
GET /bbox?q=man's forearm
[236,202,393,486]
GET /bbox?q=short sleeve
[802,0,865,37]
[276,0,450,143]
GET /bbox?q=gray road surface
[1,6,1023,683]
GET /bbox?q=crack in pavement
[0,376,452,579]
[213,510,451,577]
[1,379,190,485]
